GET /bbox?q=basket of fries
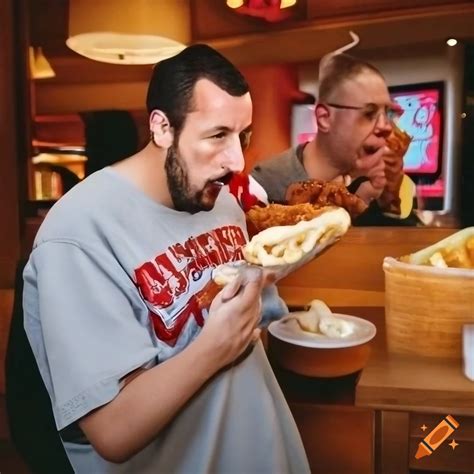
[383,227,474,359]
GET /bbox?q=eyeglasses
[325,102,402,122]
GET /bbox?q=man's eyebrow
[204,124,252,134]
[364,102,393,108]
[203,125,233,135]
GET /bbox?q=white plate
[268,313,377,349]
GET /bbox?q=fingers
[355,181,384,204]
[241,265,264,285]
[383,147,404,175]
[371,168,387,189]
[251,327,262,344]
[355,146,388,175]
[220,273,244,302]
[363,149,387,190]
[218,264,263,302]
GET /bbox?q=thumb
[220,274,244,302]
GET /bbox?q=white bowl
[268,313,376,377]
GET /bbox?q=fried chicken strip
[246,203,328,234]
[285,180,368,219]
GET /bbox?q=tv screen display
[389,81,444,177]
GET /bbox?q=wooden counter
[271,306,474,473]
[353,307,474,417]
[277,227,455,308]
[352,307,474,474]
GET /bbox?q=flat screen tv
[389,81,444,178]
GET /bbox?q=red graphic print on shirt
[134,225,246,346]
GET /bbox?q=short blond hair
[318,53,384,102]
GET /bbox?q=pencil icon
[415,415,459,459]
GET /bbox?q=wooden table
[351,307,474,474]
[270,306,474,474]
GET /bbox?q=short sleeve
[23,240,159,430]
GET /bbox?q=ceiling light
[227,0,244,8]
[67,0,189,65]
[66,33,186,65]
[446,38,458,47]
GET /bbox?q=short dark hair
[318,53,384,102]
[146,44,249,135]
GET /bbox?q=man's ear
[315,104,331,133]
[150,110,174,148]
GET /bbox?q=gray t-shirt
[251,145,308,203]
[23,167,310,473]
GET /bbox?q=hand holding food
[198,205,351,306]
[200,266,264,367]
[353,146,388,204]
[378,122,413,216]
[200,192,352,308]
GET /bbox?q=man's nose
[223,135,245,172]
[374,112,393,137]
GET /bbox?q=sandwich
[243,206,350,267]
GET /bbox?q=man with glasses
[252,53,416,224]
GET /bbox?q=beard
[165,145,215,214]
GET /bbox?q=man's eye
[387,108,401,121]
[363,108,378,120]
[211,132,226,140]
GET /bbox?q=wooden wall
[0,0,30,451]
[33,61,304,170]
[0,0,24,289]
[243,64,308,168]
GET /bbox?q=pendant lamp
[66,0,189,65]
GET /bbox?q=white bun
[243,207,350,267]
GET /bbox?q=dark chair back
[81,109,139,176]
[5,260,73,474]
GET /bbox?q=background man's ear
[315,104,331,133]
[150,110,174,148]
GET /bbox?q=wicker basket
[383,257,474,359]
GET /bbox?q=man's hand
[353,147,388,204]
[198,266,264,369]
[381,147,404,177]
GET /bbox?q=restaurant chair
[5,260,73,474]
[81,109,139,176]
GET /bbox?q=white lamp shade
[67,0,190,65]
[66,33,186,65]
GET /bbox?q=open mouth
[211,172,234,187]
[363,145,382,155]
[362,145,380,155]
